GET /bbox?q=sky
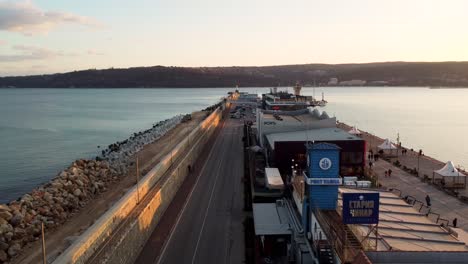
[0,0,468,76]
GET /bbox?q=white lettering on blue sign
[319,158,332,170]
[305,178,342,185]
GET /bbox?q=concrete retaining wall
[53,107,223,264]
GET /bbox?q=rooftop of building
[253,202,292,235]
[338,187,468,252]
[266,128,363,150]
[260,108,333,123]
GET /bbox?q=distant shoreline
[2,62,468,88]
[1,86,467,89]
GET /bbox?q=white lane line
[191,120,231,263]
[156,119,227,264]
[191,149,225,263]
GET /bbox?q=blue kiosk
[302,143,342,232]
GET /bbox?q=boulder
[37,206,51,216]
[59,171,68,178]
[7,242,21,257]
[0,211,12,221]
[13,227,26,239]
[3,232,13,242]
[75,180,84,187]
[21,194,33,203]
[0,224,13,235]
[0,249,7,262]
[70,167,79,175]
[73,189,82,197]
[0,205,11,212]
[51,182,64,189]
[8,203,20,212]
[43,192,53,203]
[0,217,7,226]
[9,213,23,227]
[0,240,8,250]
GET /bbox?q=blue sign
[305,177,342,185]
[342,193,379,224]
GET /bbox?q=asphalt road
[136,114,245,264]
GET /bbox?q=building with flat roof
[252,200,316,264]
[256,108,337,147]
[265,127,366,177]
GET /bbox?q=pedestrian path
[373,159,468,231]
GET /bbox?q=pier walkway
[373,159,468,231]
[136,110,245,263]
[337,123,468,232]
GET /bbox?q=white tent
[434,161,465,177]
[348,126,362,136]
[378,139,397,150]
[433,161,466,188]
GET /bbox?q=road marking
[191,147,225,263]
[156,117,227,264]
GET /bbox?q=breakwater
[0,115,186,263]
[53,102,224,264]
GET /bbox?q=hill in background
[1,61,468,88]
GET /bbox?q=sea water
[0,87,467,203]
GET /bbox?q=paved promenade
[373,159,468,231]
[338,122,468,232]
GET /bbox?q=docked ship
[262,84,327,111]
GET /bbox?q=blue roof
[306,142,341,150]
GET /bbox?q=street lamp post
[417,149,422,177]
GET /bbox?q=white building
[339,80,367,86]
[328,77,339,86]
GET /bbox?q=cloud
[87,49,105,56]
[0,0,102,35]
[0,44,74,62]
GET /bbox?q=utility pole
[41,222,46,264]
[136,156,140,204]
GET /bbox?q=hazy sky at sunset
[1,0,467,76]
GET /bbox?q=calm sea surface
[1,87,467,203]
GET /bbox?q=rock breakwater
[100,115,184,175]
[0,159,111,263]
[0,115,185,263]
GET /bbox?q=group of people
[384,169,393,177]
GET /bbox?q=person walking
[453,218,458,228]
[369,161,373,169]
[425,194,431,207]
[388,169,393,177]
[384,170,388,178]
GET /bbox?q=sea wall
[52,104,223,264]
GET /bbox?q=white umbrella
[348,126,362,136]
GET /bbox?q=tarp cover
[348,126,362,135]
[378,139,397,150]
[434,161,466,177]
[265,167,284,190]
[250,145,263,152]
